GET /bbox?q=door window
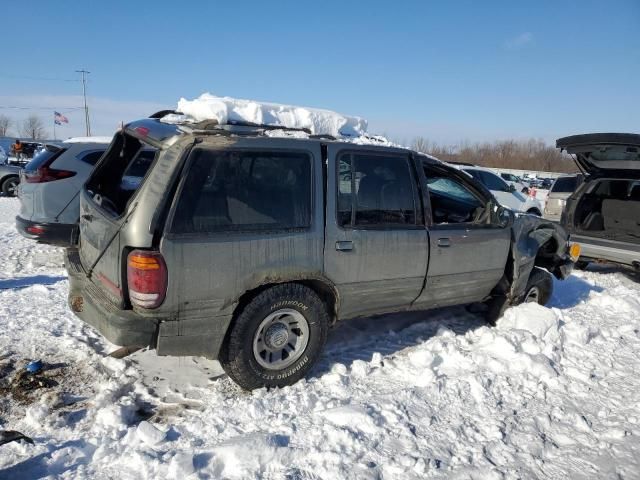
[171,149,312,234]
[425,167,485,224]
[337,152,417,227]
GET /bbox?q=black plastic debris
[0,430,34,447]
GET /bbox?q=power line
[0,73,79,82]
[0,106,84,111]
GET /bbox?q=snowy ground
[0,196,639,479]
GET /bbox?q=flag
[54,111,69,125]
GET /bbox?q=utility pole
[76,69,91,136]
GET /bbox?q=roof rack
[149,109,181,119]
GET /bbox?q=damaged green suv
[65,114,577,390]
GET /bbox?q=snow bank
[62,136,113,144]
[166,93,368,138]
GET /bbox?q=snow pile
[164,93,368,138]
[0,197,640,479]
[62,136,113,144]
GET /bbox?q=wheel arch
[231,276,339,328]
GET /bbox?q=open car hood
[556,133,640,177]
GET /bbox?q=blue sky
[2,0,639,143]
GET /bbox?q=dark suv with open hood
[557,133,640,270]
[65,113,577,390]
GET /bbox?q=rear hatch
[557,133,640,177]
[78,119,180,305]
[19,144,67,220]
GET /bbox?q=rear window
[85,133,158,216]
[171,149,312,234]
[551,177,578,193]
[25,146,65,172]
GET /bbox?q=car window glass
[551,177,577,193]
[478,171,510,191]
[338,153,416,227]
[171,149,311,233]
[80,151,105,166]
[25,147,64,171]
[425,167,484,224]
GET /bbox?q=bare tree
[412,136,577,173]
[412,136,430,154]
[20,115,47,140]
[0,115,11,136]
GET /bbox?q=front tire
[2,176,19,197]
[220,283,329,390]
[522,267,553,305]
[485,267,553,324]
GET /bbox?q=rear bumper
[16,216,78,247]
[572,235,640,267]
[65,248,159,347]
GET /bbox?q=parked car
[540,178,554,189]
[543,174,583,222]
[499,172,528,192]
[65,114,577,390]
[0,163,21,196]
[558,133,640,270]
[11,141,44,160]
[457,166,544,215]
[16,137,156,246]
[15,139,110,245]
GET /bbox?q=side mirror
[497,206,515,228]
[508,184,516,193]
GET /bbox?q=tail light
[24,157,76,183]
[127,250,167,309]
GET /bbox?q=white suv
[455,165,543,215]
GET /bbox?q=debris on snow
[0,430,34,447]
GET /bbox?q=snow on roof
[164,93,368,138]
[62,136,113,144]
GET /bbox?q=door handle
[437,237,451,247]
[81,214,93,222]
[335,240,353,252]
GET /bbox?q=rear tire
[2,176,19,197]
[220,283,329,390]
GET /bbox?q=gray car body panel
[19,143,107,224]
[67,119,573,359]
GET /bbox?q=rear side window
[338,152,417,227]
[171,149,312,234]
[551,176,578,193]
[79,150,106,166]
